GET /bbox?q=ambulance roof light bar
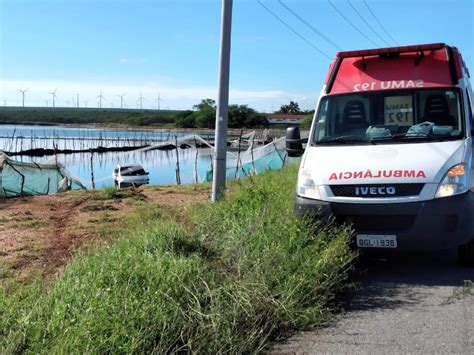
[337,43,446,58]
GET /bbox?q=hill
[0,106,183,127]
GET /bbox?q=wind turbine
[45,99,49,107]
[97,91,105,108]
[84,100,88,108]
[76,93,80,108]
[116,93,126,109]
[155,93,163,110]
[49,89,57,108]
[137,92,145,110]
[18,88,29,107]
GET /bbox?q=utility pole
[212,0,233,202]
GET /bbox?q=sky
[0,0,473,112]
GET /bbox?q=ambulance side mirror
[286,126,304,157]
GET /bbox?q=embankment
[0,166,355,353]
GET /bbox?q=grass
[446,280,474,303]
[13,216,45,229]
[91,186,146,202]
[80,202,119,212]
[0,165,355,353]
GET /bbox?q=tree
[194,99,216,129]
[299,113,314,129]
[279,101,301,114]
[175,110,196,128]
[174,99,266,129]
[228,104,266,128]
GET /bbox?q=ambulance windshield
[313,89,464,145]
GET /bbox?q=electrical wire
[347,0,390,47]
[257,0,331,60]
[327,0,380,47]
[278,0,342,51]
[362,0,399,46]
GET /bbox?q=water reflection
[0,125,216,188]
[17,148,213,188]
[0,124,214,152]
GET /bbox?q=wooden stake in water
[90,151,96,189]
[175,136,181,185]
[194,137,199,183]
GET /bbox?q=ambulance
[286,43,474,265]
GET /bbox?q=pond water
[0,124,214,151]
[0,125,291,189]
[0,125,244,188]
[43,148,213,188]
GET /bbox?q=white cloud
[0,79,315,112]
[119,58,146,65]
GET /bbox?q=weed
[13,216,44,229]
[80,202,118,212]
[446,280,474,303]
[93,187,146,202]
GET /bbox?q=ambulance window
[314,99,329,140]
[416,90,461,129]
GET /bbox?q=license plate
[356,234,397,248]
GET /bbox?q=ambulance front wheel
[458,239,474,267]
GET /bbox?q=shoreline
[0,122,287,137]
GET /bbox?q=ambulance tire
[458,239,474,267]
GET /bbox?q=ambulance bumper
[295,193,474,250]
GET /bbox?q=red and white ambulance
[286,43,474,265]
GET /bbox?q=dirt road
[272,252,474,354]
[0,186,209,284]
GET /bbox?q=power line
[362,0,399,46]
[257,0,331,60]
[347,0,390,47]
[327,0,380,47]
[278,0,342,51]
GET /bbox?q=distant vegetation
[0,166,355,353]
[0,99,312,129]
[0,107,178,127]
[300,113,314,129]
[175,99,266,129]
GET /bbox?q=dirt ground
[0,185,210,284]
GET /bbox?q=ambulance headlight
[297,168,321,199]
[435,164,468,198]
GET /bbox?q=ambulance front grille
[330,183,424,198]
[338,215,417,231]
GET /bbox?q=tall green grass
[0,165,355,353]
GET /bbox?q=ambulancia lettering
[355,186,396,196]
[329,170,427,181]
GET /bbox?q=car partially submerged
[113,164,150,188]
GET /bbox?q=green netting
[0,153,86,198]
[204,137,289,182]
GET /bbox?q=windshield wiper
[317,135,375,145]
[370,133,430,142]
